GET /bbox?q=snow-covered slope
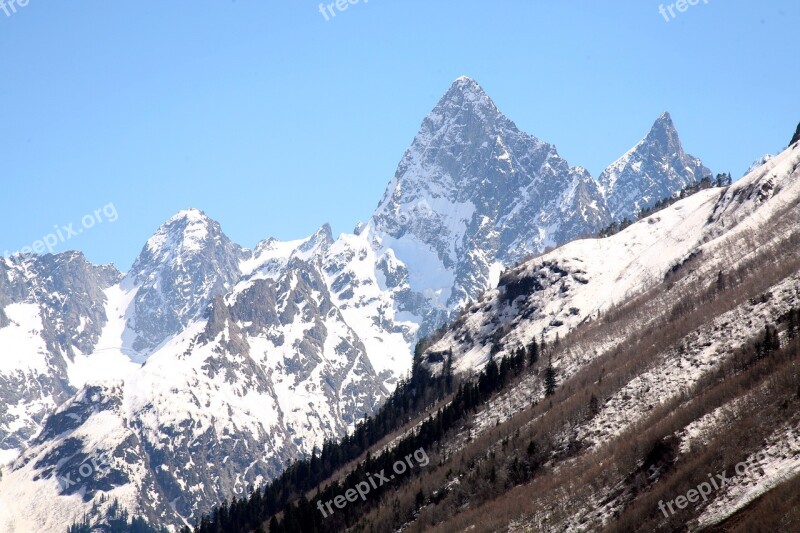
[0,253,120,464]
[0,78,718,532]
[391,140,800,533]
[428,140,799,376]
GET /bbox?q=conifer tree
[528,338,539,366]
[545,355,557,396]
[443,350,454,393]
[269,516,280,533]
[757,324,780,359]
[415,488,425,507]
[589,393,600,416]
[715,271,727,293]
[526,440,537,457]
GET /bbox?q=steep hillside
[0,79,716,533]
[0,253,121,464]
[196,141,800,533]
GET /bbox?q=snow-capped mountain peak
[436,76,499,120]
[126,209,246,352]
[371,77,609,316]
[599,112,712,220]
[133,208,231,270]
[746,154,775,176]
[0,80,731,533]
[298,223,334,255]
[645,111,678,144]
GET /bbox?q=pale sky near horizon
[1,1,798,269]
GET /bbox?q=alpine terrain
[0,78,724,532]
[187,122,800,533]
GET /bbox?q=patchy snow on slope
[677,395,748,456]
[695,421,800,530]
[433,186,721,376]
[577,271,800,450]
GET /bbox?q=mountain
[791,120,800,146]
[316,77,616,394]
[370,76,609,313]
[126,209,248,353]
[0,213,389,530]
[600,112,712,220]
[0,253,120,464]
[202,136,800,533]
[406,141,800,533]
[0,78,717,532]
[746,153,775,176]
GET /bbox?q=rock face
[0,78,714,532]
[0,214,389,530]
[599,112,712,220]
[0,253,120,463]
[371,76,609,314]
[791,121,800,146]
[127,209,248,352]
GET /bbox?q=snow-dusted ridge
[403,140,800,533]
[427,141,800,376]
[0,77,720,532]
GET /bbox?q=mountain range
[189,120,800,533]
[0,77,717,532]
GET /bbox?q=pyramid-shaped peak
[150,209,224,252]
[131,209,235,276]
[127,207,245,350]
[649,111,677,132]
[639,112,683,151]
[302,223,334,251]
[656,111,673,123]
[316,223,333,242]
[452,75,482,89]
[599,112,711,220]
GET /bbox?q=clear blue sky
[1,1,797,269]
